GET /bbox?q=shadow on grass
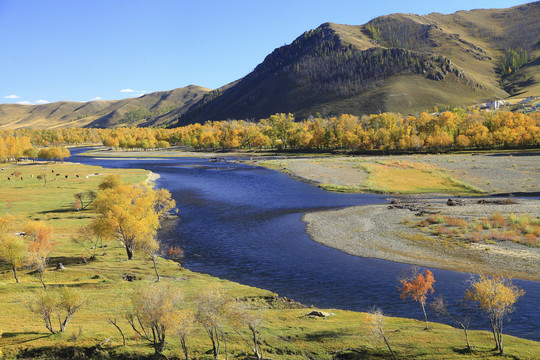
[452,347,521,360]
[1,331,52,345]
[49,255,88,267]
[302,330,352,342]
[333,346,413,360]
[16,345,167,360]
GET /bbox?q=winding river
[68,149,540,341]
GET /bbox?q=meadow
[0,160,538,359]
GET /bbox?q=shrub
[490,213,506,228]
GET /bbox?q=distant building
[485,100,504,110]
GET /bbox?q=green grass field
[0,161,538,359]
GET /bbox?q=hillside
[1,3,539,128]
[166,1,539,125]
[0,85,210,129]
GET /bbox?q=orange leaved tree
[465,275,524,354]
[398,267,435,329]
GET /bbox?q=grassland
[0,161,539,359]
[256,152,540,196]
[258,157,485,195]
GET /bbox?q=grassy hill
[167,2,538,125]
[0,85,210,129]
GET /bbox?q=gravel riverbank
[303,198,540,281]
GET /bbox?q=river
[68,149,540,341]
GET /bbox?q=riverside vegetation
[0,159,538,359]
[0,111,539,157]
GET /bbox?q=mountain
[163,1,539,125]
[1,2,538,129]
[0,85,210,129]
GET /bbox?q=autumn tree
[71,223,104,260]
[228,302,265,360]
[171,309,196,360]
[125,283,181,355]
[196,285,232,360]
[36,173,47,188]
[97,174,123,191]
[143,237,162,282]
[92,177,175,260]
[73,190,97,210]
[24,221,55,288]
[365,307,397,360]
[23,147,39,162]
[398,267,435,329]
[0,214,27,283]
[26,286,86,334]
[465,275,524,354]
[431,296,472,350]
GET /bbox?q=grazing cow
[51,170,55,173]
[55,173,60,176]
[54,177,56,181]
[7,177,10,181]
[76,174,79,178]
[30,174,33,178]
[20,177,23,181]
[65,175,68,179]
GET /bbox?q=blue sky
[0,0,528,105]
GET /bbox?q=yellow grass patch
[362,161,484,194]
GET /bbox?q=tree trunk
[498,319,504,354]
[39,270,46,289]
[126,246,134,260]
[152,255,160,282]
[180,336,189,360]
[108,318,126,345]
[489,318,499,351]
[464,329,471,350]
[382,333,398,360]
[420,302,429,329]
[251,328,262,360]
[12,265,19,283]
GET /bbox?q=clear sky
[0,0,529,105]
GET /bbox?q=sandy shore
[303,198,540,281]
[146,171,160,183]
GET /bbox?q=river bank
[79,148,540,280]
[259,152,540,280]
[303,197,540,281]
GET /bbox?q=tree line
[1,110,539,157]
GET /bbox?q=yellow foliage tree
[0,214,27,283]
[126,283,182,355]
[24,221,55,288]
[92,178,175,260]
[465,275,524,354]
